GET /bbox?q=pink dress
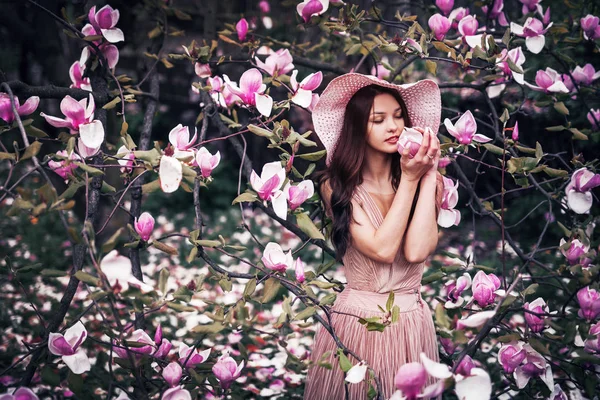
[304,183,440,399]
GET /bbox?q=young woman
[304,73,444,399]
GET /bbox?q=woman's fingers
[416,126,431,159]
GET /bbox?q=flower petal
[79,120,105,149]
[525,35,545,54]
[454,368,492,400]
[101,27,124,43]
[159,156,183,193]
[62,348,91,374]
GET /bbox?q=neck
[361,148,393,187]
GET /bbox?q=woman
[304,73,444,399]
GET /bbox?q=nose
[386,117,399,132]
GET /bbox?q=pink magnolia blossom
[273,180,314,219]
[584,321,600,354]
[458,15,478,37]
[116,146,135,173]
[482,0,508,26]
[524,67,569,94]
[541,7,551,25]
[565,167,600,214]
[511,120,519,141]
[48,150,80,182]
[168,124,197,152]
[294,257,306,283]
[370,63,391,80]
[153,324,172,359]
[0,93,40,124]
[297,0,329,23]
[428,14,451,41]
[438,156,452,168]
[69,61,92,91]
[440,337,457,355]
[456,310,496,329]
[0,387,39,400]
[159,155,183,193]
[397,127,423,157]
[259,1,270,13]
[134,212,154,242]
[435,0,453,16]
[577,286,600,321]
[224,68,273,117]
[438,176,461,228]
[448,7,469,30]
[206,76,239,108]
[571,64,600,86]
[444,272,471,308]
[402,38,423,54]
[178,343,211,369]
[161,387,191,400]
[212,353,244,389]
[261,242,293,273]
[87,5,124,43]
[524,297,548,333]
[559,238,589,265]
[455,355,476,377]
[80,40,119,69]
[518,0,543,16]
[497,47,526,85]
[514,344,554,391]
[510,17,553,54]
[48,321,91,374]
[250,160,286,201]
[290,70,323,108]
[587,109,600,130]
[444,110,492,145]
[394,362,427,399]
[163,362,183,387]
[194,63,211,78]
[581,15,600,41]
[471,270,501,307]
[236,18,248,41]
[255,49,294,77]
[195,147,221,178]
[498,341,527,374]
[77,138,99,159]
[113,329,155,362]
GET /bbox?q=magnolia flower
[472,271,501,307]
[87,5,124,43]
[153,324,172,359]
[345,360,368,384]
[497,47,526,85]
[498,341,527,374]
[212,353,244,389]
[255,49,294,77]
[559,238,589,265]
[510,17,553,54]
[397,127,423,157]
[178,343,211,369]
[394,362,427,399]
[283,179,315,210]
[402,38,423,54]
[524,67,570,94]
[444,110,492,145]
[290,70,323,108]
[116,146,135,173]
[456,310,496,329]
[511,121,519,141]
[77,138,99,159]
[438,156,452,168]
[519,0,542,15]
[370,63,390,80]
[297,0,329,23]
[514,344,554,391]
[159,155,183,193]
[455,355,476,377]
[482,0,508,26]
[195,147,221,178]
[134,212,154,242]
[0,93,40,124]
[48,150,80,182]
[48,321,91,374]
[250,160,286,201]
[448,7,469,30]
[100,250,154,293]
[458,15,478,37]
[524,297,548,333]
[113,329,156,362]
[79,38,119,69]
[294,257,306,283]
[163,362,183,387]
[206,76,239,108]
[224,68,273,117]
[437,176,461,228]
[259,0,270,13]
[428,14,451,41]
[161,387,191,400]
[0,387,39,400]
[571,64,600,86]
[588,109,600,130]
[435,0,453,16]
[581,15,600,41]
[236,18,248,41]
[168,124,197,161]
[577,286,600,321]
[261,242,293,273]
[445,272,471,308]
[584,321,600,354]
[565,167,600,214]
[68,61,92,91]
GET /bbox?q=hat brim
[312,73,442,166]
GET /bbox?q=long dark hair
[315,84,418,263]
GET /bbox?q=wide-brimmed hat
[312,73,442,166]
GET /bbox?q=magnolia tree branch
[4,80,108,103]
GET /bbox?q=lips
[385,137,399,143]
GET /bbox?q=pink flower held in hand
[178,343,211,369]
[212,352,244,390]
[69,61,92,91]
[524,297,548,333]
[397,127,423,157]
[255,48,295,77]
[428,14,451,41]
[250,160,286,201]
[297,0,329,23]
[162,362,183,387]
[565,167,600,214]
[581,15,600,40]
[0,387,39,400]
[195,147,221,178]
[435,0,454,16]
[48,321,91,374]
[510,17,553,54]
[0,93,40,124]
[236,18,248,41]
[49,150,81,182]
[261,242,293,273]
[87,5,124,43]
[443,110,492,145]
[577,286,600,321]
[294,257,306,283]
[394,362,427,399]
[471,270,501,307]
[498,341,527,374]
[438,176,461,228]
[135,212,155,242]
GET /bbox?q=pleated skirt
[304,287,440,400]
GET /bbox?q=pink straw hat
[312,73,442,166]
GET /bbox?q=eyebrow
[372,107,402,115]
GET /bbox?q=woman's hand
[400,126,440,183]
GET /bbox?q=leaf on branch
[167,301,196,312]
[337,349,353,373]
[74,271,100,286]
[421,271,444,284]
[294,306,316,321]
[522,283,539,296]
[20,141,42,162]
[296,150,327,161]
[25,124,49,138]
[232,191,258,205]
[152,241,179,255]
[483,143,504,156]
[142,179,161,194]
[248,124,275,139]
[553,102,569,116]
[243,278,257,298]
[296,212,325,240]
[261,277,281,303]
[425,60,437,76]
[569,128,588,141]
[102,97,122,110]
[74,162,104,176]
[0,152,16,160]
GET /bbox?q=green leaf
[543,167,568,177]
[102,96,122,110]
[425,60,437,76]
[320,293,337,305]
[483,143,504,155]
[528,337,549,355]
[41,269,68,277]
[134,148,162,166]
[506,57,523,74]
[248,124,275,138]
[553,102,569,116]
[219,278,232,292]
[421,271,444,285]
[337,349,353,373]
[191,322,225,334]
[20,141,42,161]
[0,152,16,160]
[101,181,116,193]
[159,268,170,294]
[569,128,588,141]
[142,179,161,194]
[435,303,450,329]
[522,283,539,296]
[535,142,543,159]
[294,306,316,321]
[296,150,327,161]
[24,124,49,138]
[59,181,85,200]
[74,162,104,176]
[194,239,221,247]
[166,301,196,312]
[262,277,281,303]
[499,108,510,124]
[545,125,566,132]
[243,278,257,298]
[232,192,258,205]
[391,305,400,323]
[386,291,395,312]
[152,241,178,255]
[296,212,325,240]
[101,227,123,254]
